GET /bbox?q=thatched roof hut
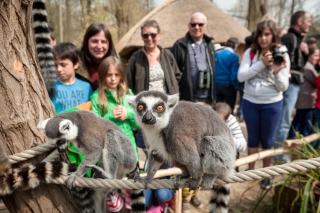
[116,0,251,59]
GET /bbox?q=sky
[154,0,320,27]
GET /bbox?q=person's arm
[231,54,240,88]
[90,92,102,117]
[171,52,181,83]
[171,41,182,71]
[237,49,266,82]
[126,54,136,91]
[281,35,294,68]
[273,53,290,92]
[227,115,247,152]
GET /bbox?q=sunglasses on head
[142,33,158,39]
[190,23,205,27]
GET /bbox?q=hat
[214,43,225,51]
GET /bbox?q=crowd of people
[45,9,319,213]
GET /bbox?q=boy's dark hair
[213,102,231,121]
[49,26,56,40]
[307,37,317,45]
[225,37,239,49]
[290,11,307,27]
[53,42,79,65]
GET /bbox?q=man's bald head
[188,12,208,41]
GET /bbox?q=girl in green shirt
[90,56,139,212]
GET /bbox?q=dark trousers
[288,108,314,138]
[216,83,237,113]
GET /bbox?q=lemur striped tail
[70,187,96,213]
[209,184,230,213]
[130,189,146,213]
[32,0,56,98]
[0,161,77,196]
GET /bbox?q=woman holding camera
[238,19,290,189]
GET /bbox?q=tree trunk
[246,0,268,31]
[0,0,77,212]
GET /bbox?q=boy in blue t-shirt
[51,42,92,113]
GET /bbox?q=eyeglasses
[190,23,205,28]
[142,33,158,39]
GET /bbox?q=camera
[272,45,287,65]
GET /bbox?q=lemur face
[37,117,78,153]
[126,91,180,129]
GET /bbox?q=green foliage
[252,133,320,213]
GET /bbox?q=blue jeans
[274,83,300,159]
[243,99,283,148]
[143,189,173,207]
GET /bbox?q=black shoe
[260,178,272,189]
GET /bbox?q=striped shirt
[226,114,247,152]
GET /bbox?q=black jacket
[126,46,180,95]
[171,33,216,102]
[281,28,308,84]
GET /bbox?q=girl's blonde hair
[97,56,129,114]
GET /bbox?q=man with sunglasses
[172,12,216,108]
[172,12,215,213]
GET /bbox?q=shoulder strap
[250,51,256,61]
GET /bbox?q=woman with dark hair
[238,19,290,189]
[77,23,117,90]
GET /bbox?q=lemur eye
[157,105,164,112]
[137,105,144,111]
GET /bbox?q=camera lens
[273,55,283,65]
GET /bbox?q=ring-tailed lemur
[37,110,146,213]
[0,141,77,195]
[126,90,236,213]
[32,0,56,98]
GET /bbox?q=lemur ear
[59,120,72,134]
[126,95,136,108]
[37,118,50,130]
[168,93,180,108]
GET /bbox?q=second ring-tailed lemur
[37,110,146,213]
[126,90,236,213]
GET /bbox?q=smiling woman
[76,23,117,91]
[126,20,180,95]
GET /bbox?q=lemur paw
[172,175,181,189]
[201,175,215,190]
[65,174,77,189]
[188,178,201,191]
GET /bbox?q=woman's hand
[262,51,273,66]
[271,57,286,75]
[112,105,127,121]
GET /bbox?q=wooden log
[283,133,319,149]
[174,189,182,213]
[235,148,289,167]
